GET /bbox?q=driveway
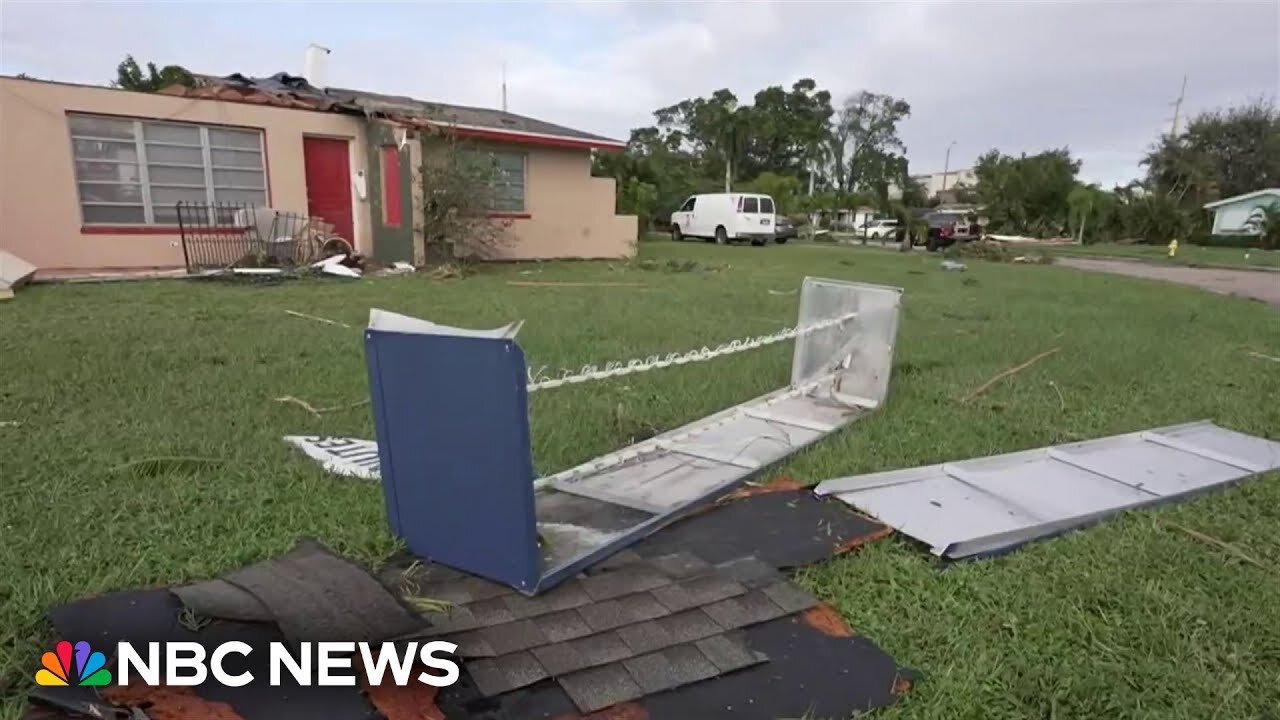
[1057,257,1280,307]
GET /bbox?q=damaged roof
[166,72,625,150]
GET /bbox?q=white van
[669,193,777,245]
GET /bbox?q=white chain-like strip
[525,311,860,393]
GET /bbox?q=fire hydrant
[1167,238,1179,258]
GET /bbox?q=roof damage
[159,72,626,150]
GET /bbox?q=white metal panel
[847,473,1038,553]
[814,421,1280,559]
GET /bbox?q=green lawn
[3,241,1279,718]
[1051,241,1280,270]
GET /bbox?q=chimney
[304,44,331,88]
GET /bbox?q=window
[760,197,775,214]
[742,197,759,213]
[680,197,696,212]
[460,148,527,213]
[68,114,266,225]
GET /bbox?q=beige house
[0,74,636,275]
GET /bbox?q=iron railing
[176,202,335,273]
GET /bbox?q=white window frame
[68,114,267,225]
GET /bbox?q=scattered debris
[816,420,1280,560]
[425,263,464,280]
[0,249,37,300]
[284,309,352,328]
[232,267,283,276]
[767,289,797,296]
[317,254,362,279]
[275,395,369,417]
[363,277,903,593]
[630,258,727,274]
[174,539,428,643]
[284,436,381,479]
[507,281,648,288]
[0,421,19,428]
[1048,380,1066,410]
[1247,350,1280,363]
[940,260,967,271]
[961,347,1061,403]
[381,261,415,275]
[1163,521,1274,572]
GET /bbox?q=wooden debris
[961,347,1061,403]
[1164,521,1273,572]
[275,395,370,417]
[0,420,20,427]
[1247,350,1280,364]
[506,281,647,288]
[284,309,352,329]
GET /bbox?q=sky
[2,0,1277,187]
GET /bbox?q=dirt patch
[1058,257,1280,306]
[801,603,855,637]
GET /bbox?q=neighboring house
[911,168,977,198]
[814,207,878,231]
[0,73,635,274]
[1203,189,1280,236]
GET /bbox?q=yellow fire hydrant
[1167,238,1179,258]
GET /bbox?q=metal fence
[176,202,333,273]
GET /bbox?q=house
[1203,189,1280,236]
[0,73,636,275]
[911,168,977,198]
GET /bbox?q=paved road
[1057,257,1280,307]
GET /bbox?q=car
[925,211,983,251]
[857,218,899,241]
[669,193,777,246]
[772,215,797,243]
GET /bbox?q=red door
[302,137,355,243]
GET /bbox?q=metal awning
[814,421,1280,559]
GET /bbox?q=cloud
[2,0,1276,184]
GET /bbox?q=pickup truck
[925,211,983,251]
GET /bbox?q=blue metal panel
[365,330,541,592]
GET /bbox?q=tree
[1143,99,1280,207]
[113,55,194,93]
[418,130,517,261]
[830,91,911,195]
[973,148,1081,236]
[655,89,751,192]
[739,172,803,215]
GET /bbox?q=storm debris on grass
[960,347,1062,403]
[948,241,1053,264]
[284,309,352,328]
[508,281,648,288]
[274,395,370,417]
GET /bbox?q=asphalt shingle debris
[407,551,820,712]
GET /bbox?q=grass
[3,241,1280,718]
[1050,242,1280,270]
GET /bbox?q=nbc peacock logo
[35,640,113,687]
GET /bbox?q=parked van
[669,193,777,245]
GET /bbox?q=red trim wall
[381,145,403,227]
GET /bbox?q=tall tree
[113,55,194,93]
[655,89,750,192]
[973,148,1081,236]
[831,91,911,195]
[1142,99,1280,207]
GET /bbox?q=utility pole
[940,140,956,194]
[1168,74,1187,137]
[501,61,508,112]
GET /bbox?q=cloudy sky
[2,0,1276,186]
